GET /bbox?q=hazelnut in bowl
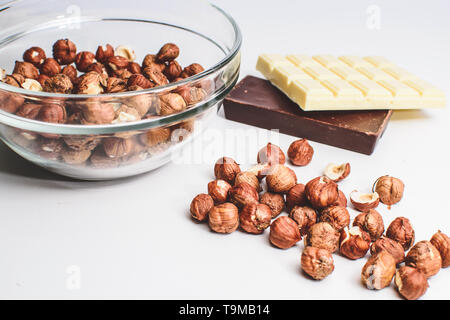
[0,0,241,180]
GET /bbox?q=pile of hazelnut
[0,39,210,167]
[189,139,449,300]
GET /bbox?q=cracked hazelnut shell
[370,237,405,265]
[304,222,340,253]
[287,139,314,166]
[214,157,241,184]
[190,194,214,222]
[301,246,334,280]
[361,251,396,290]
[207,179,232,204]
[290,206,317,236]
[266,164,297,194]
[386,217,415,250]
[353,209,385,241]
[373,175,404,205]
[405,240,442,278]
[305,176,338,209]
[257,143,286,165]
[240,203,272,234]
[228,182,259,209]
[286,184,307,211]
[259,192,285,218]
[269,216,301,249]
[208,203,239,234]
[430,230,450,267]
[395,266,429,300]
[339,226,371,260]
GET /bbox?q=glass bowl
[0,0,241,180]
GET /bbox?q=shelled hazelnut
[395,266,429,300]
[405,241,442,278]
[13,61,39,80]
[285,183,307,211]
[301,246,334,280]
[23,47,46,66]
[21,79,43,92]
[43,74,73,94]
[80,101,115,124]
[208,203,239,234]
[37,74,50,87]
[353,209,384,241]
[180,63,204,78]
[16,103,41,119]
[339,226,371,260]
[319,206,350,232]
[373,175,404,205]
[370,237,405,265]
[40,58,61,77]
[207,179,232,204]
[76,51,96,72]
[361,251,396,290]
[240,203,272,234]
[324,163,350,182]
[190,194,214,222]
[350,190,379,211]
[106,77,128,93]
[304,222,340,253]
[53,39,77,65]
[87,62,107,76]
[102,137,134,158]
[259,192,285,218]
[228,182,259,209]
[290,206,317,236]
[234,171,261,192]
[37,104,66,124]
[386,217,415,250]
[61,147,91,165]
[164,60,182,80]
[269,216,301,249]
[430,230,450,267]
[143,66,169,87]
[156,43,180,62]
[305,176,338,209]
[63,136,100,152]
[287,139,314,166]
[96,44,114,63]
[139,127,171,147]
[248,163,271,181]
[257,142,286,165]
[266,164,297,194]
[214,157,241,184]
[115,45,136,62]
[61,65,77,83]
[127,74,153,89]
[4,73,25,88]
[157,93,186,115]
[333,190,347,207]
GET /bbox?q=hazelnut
[61,147,91,165]
[248,163,271,181]
[157,93,186,115]
[90,149,119,168]
[304,222,340,253]
[80,101,115,124]
[112,105,141,124]
[370,237,405,265]
[353,209,385,241]
[350,190,380,212]
[287,139,314,166]
[103,137,134,158]
[373,175,405,205]
[114,45,136,62]
[266,164,297,194]
[126,86,157,116]
[42,74,73,94]
[37,74,50,87]
[61,65,77,83]
[180,63,204,78]
[213,157,241,184]
[395,266,429,300]
[39,138,63,154]
[208,203,239,234]
[127,74,153,89]
[143,66,169,87]
[139,127,171,147]
[290,206,317,235]
[0,91,24,113]
[16,103,42,119]
[319,206,350,232]
[96,44,114,63]
[63,136,100,152]
[76,72,107,95]
[240,203,272,234]
[305,176,338,209]
[301,246,335,280]
[286,184,307,211]
[87,62,108,76]
[37,104,66,123]
[113,68,133,80]
[163,60,182,80]
[106,77,128,93]
[156,43,180,62]
[4,73,25,87]
[142,54,165,71]
[324,163,350,182]
[333,190,347,207]
[23,47,46,66]
[361,251,396,290]
[190,194,214,222]
[177,86,207,105]
[386,217,415,250]
[52,39,77,65]
[75,51,96,72]
[339,226,371,260]
[234,171,260,192]
[260,192,285,218]
[40,58,61,77]
[257,143,286,165]
[405,241,442,278]
[207,179,232,204]
[430,230,450,267]
[229,182,259,209]
[128,62,142,74]
[21,79,43,92]
[13,61,39,79]
[269,216,301,249]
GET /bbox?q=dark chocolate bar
[223,76,392,155]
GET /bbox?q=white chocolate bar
[256,54,446,111]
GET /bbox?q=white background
[0,0,449,299]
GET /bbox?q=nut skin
[386,217,415,250]
[257,143,286,165]
[128,62,142,74]
[163,60,182,80]
[190,194,214,222]
[139,127,171,147]
[266,164,297,194]
[37,104,66,124]
[53,39,77,65]
[143,66,169,86]
[214,157,241,184]
[228,182,259,209]
[13,61,39,79]
[102,137,134,158]
[319,206,350,232]
[395,266,429,300]
[333,190,347,207]
[373,175,405,205]
[234,171,260,192]
[87,62,107,76]
[301,246,335,280]
[286,184,307,211]
[305,176,339,209]
[106,77,128,93]
[370,237,405,265]
[259,192,285,218]
[96,44,115,63]
[42,74,73,94]
[287,139,314,166]
[156,43,180,62]
[207,179,232,204]
[239,203,272,234]
[430,230,450,268]
[324,163,351,182]
[304,222,340,253]
[142,54,166,71]
[339,226,371,260]
[405,241,442,278]
[180,63,204,78]
[269,216,302,249]
[23,47,46,66]
[350,191,380,212]
[290,206,317,236]
[75,51,97,72]
[361,251,396,290]
[353,209,385,241]
[4,73,25,87]
[61,65,77,83]
[127,74,153,89]
[157,93,186,115]
[208,203,239,234]
[40,58,61,77]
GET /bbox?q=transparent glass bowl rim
[0,3,242,135]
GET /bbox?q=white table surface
[1,0,449,299]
